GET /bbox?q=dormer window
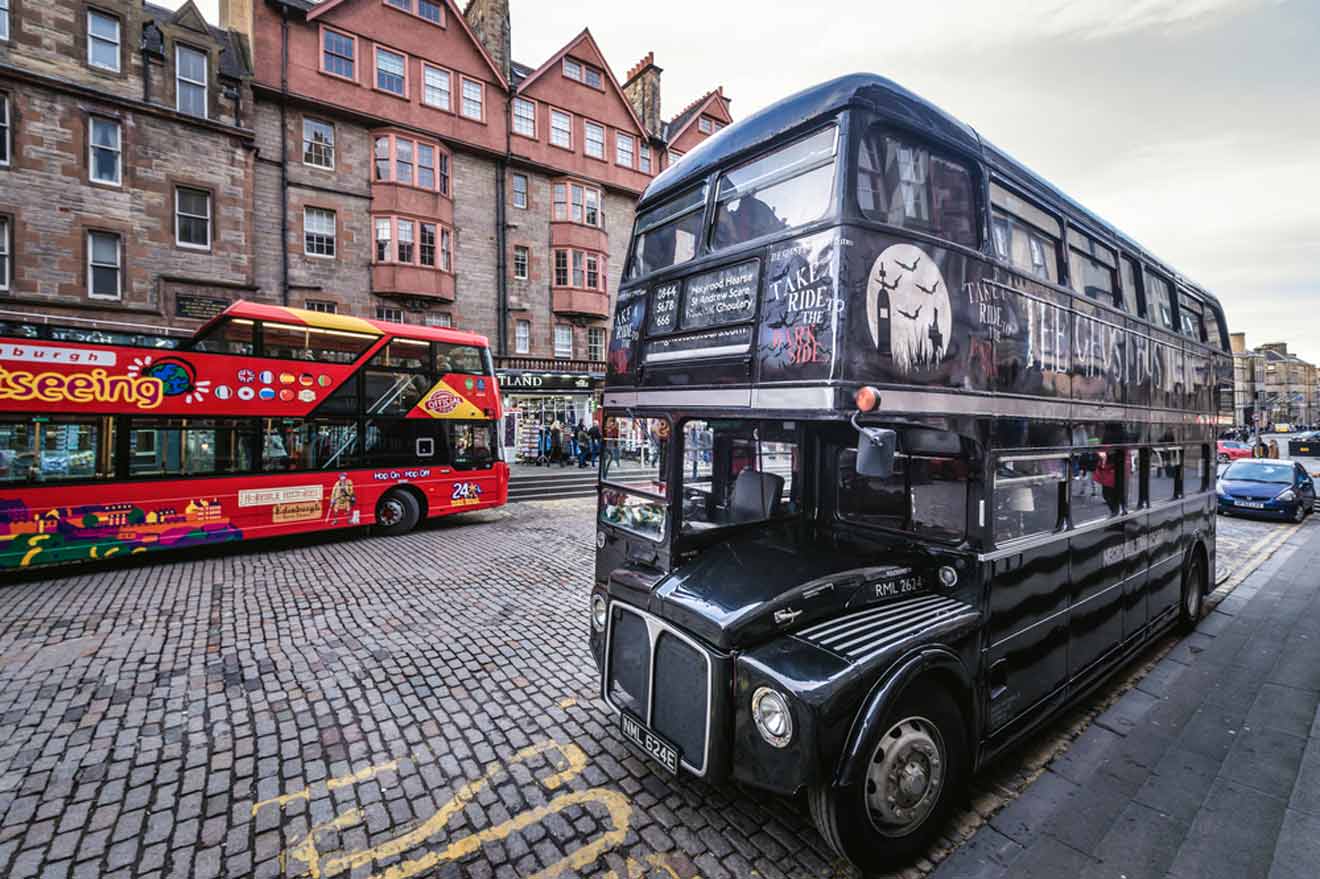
[176,44,208,117]
[698,116,713,134]
[88,10,121,72]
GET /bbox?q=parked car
[1217,459,1316,522]
[1216,440,1254,463]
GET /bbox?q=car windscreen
[1223,461,1293,483]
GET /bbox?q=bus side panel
[1146,505,1184,624]
[1122,514,1151,640]
[984,544,1070,733]
[1067,520,1126,678]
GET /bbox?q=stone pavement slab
[934,517,1320,879]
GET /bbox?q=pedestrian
[605,418,620,467]
[588,421,602,468]
[550,421,565,467]
[576,424,592,468]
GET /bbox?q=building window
[304,207,336,257]
[396,219,415,263]
[420,222,436,266]
[0,94,8,166]
[640,145,651,174]
[552,248,604,290]
[512,173,528,209]
[563,57,602,89]
[0,0,8,42]
[422,65,450,110]
[303,118,335,168]
[373,134,445,192]
[88,10,121,72]
[176,45,208,118]
[554,325,573,359]
[584,121,605,159]
[0,217,8,292]
[552,182,601,226]
[513,97,536,137]
[513,245,528,280]
[418,0,442,24]
[515,320,530,354]
[461,78,483,120]
[588,327,605,361]
[87,231,121,300]
[375,47,406,96]
[440,227,451,271]
[426,313,453,328]
[89,116,121,186]
[385,0,409,9]
[175,187,211,249]
[616,132,634,168]
[550,109,572,148]
[305,300,337,313]
[375,218,391,262]
[377,306,404,323]
[699,116,713,134]
[322,28,355,79]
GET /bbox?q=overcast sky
[184,0,1319,360]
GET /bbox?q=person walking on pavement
[588,422,603,468]
[576,424,592,468]
[550,420,565,467]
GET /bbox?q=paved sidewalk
[935,519,1320,879]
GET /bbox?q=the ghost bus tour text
[588,74,1232,873]
[0,301,508,571]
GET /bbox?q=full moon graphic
[865,243,952,374]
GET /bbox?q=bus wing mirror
[855,425,897,479]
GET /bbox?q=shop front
[496,364,604,464]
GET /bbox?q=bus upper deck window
[858,130,975,248]
[712,126,836,251]
[191,318,254,355]
[627,185,707,280]
[263,322,375,363]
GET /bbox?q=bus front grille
[605,603,712,776]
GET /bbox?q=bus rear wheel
[809,686,967,874]
[375,490,420,536]
[1178,550,1206,633]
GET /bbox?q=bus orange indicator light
[855,386,881,412]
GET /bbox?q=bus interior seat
[731,470,784,522]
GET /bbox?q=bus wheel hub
[868,717,943,829]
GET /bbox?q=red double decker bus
[0,301,508,571]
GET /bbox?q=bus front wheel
[809,686,967,873]
[376,490,420,536]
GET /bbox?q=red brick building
[0,0,255,337]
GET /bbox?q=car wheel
[809,687,967,874]
[1293,504,1306,524]
[375,489,420,536]
[1178,551,1206,633]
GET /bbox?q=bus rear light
[855,386,881,413]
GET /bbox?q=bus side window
[857,128,977,247]
[1118,256,1145,318]
[262,322,375,363]
[1121,449,1140,512]
[263,418,359,471]
[1071,449,1119,524]
[993,456,1065,543]
[191,318,254,355]
[0,417,116,483]
[1150,447,1181,502]
[1067,228,1118,307]
[129,418,256,477]
[1183,445,1206,494]
[1145,272,1176,331]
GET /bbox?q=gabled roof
[514,28,648,138]
[168,0,211,34]
[664,86,728,144]
[304,0,509,89]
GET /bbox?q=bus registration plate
[620,710,680,775]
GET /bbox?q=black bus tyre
[375,489,420,536]
[809,686,967,874]
[1178,551,1206,633]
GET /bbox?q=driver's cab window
[680,420,798,534]
[838,427,968,544]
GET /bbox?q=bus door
[1121,449,1150,640]
[1146,447,1184,624]
[985,455,1070,732]
[1066,449,1126,679]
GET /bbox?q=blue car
[1217,459,1316,522]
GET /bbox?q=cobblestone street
[0,502,1299,879]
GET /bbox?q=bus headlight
[591,594,608,632]
[938,565,958,589]
[751,687,793,748]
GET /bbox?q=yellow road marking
[559,697,578,709]
[326,759,398,791]
[1217,522,1299,593]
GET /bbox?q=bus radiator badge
[774,608,802,625]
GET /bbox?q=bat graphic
[915,280,942,296]
[895,256,921,273]
[896,305,922,321]
[879,275,901,291]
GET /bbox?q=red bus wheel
[376,490,420,536]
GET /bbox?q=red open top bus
[0,301,508,571]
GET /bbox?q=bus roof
[204,300,491,348]
[640,73,1221,312]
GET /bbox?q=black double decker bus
[587,74,1233,871]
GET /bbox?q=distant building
[1232,334,1320,427]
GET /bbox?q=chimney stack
[217,0,254,44]
[464,0,512,84]
[623,52,662,137]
